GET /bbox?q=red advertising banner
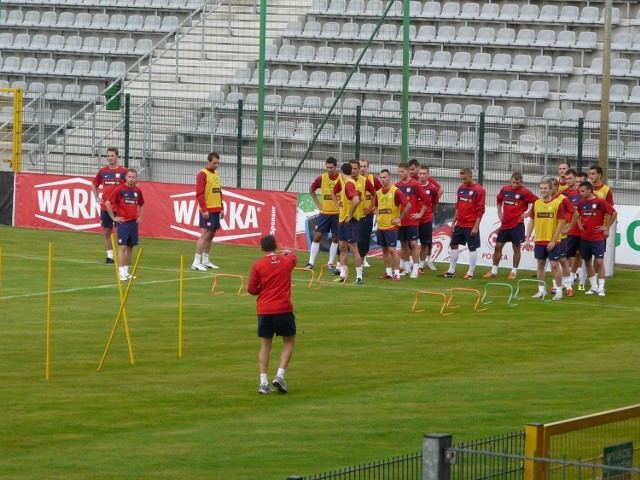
[13,173,298,248]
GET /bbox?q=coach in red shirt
[248,235,297,395]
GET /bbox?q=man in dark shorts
[248,235,297,395]
[105,168,145,282]
[439,168,486,279]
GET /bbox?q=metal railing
[287,451,422,480]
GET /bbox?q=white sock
[393,269,400,277]
[328,242,339,265]
[552,279,559,289]
[598,278,605,291]
[203,253,211,264]
[309,241,320,265]
[563,276,571,288]
[589,275,597,291]
[579,261,587,284]
[356,266,363,279]
[340,266,347,278]
[260,373,268,385]
[511,268,517,275]
[426,254,432,263]
[404,260,412,271]
[107,249,114,259]
[491,265,499,275]
[570,272,576,283]
[277,368,285,378]
[386,267,392,276]
[119,266,126,276]
[193,253,202,265]
[419,260,425,268]
[448,249,459,273]
[412,263,419,274]
[539,285,546,294]
[468,251,477,275]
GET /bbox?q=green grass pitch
[1,225,639,479]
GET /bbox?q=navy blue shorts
[580,239,605,261]
[199,211,221,230]
[338,220,359,243]
[101,210,116,229]
[451,226,481,251]
[398,225,419,242]
[558,238,568,258]
[117,220,139,247]
[377,229,398,248]
[534,243,561,261]
[566,235,581,258]
[418,222,433,248]
[315,213,339,235]
[258,312,296,338]
[496,223,525,246]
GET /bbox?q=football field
[1,226,639,479]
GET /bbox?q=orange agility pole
[210,274,247,296]
[447,287,488,313]
[97,247,143,371]
[412,290,452,316]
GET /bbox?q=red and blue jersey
[497,185,537,230]
[562,187,583,236]
[395,179,430,227]
[419,178,440,224]
[92,166,128,211]
[455,182,486,228]
[108,185,144,222]
[577,197,616,241]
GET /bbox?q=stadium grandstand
[0,0,639,201]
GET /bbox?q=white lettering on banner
[220,201,259,230]
[270,206,277,235]
[172,199,199,226]
[37,188,99,220]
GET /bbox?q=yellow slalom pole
[0,246,3,301]
[46,242,52,381]
[111,235,134,365]
[98,247,143,371]
[179,255,184,358]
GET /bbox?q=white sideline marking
[1,276,215,301]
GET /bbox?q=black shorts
[257,312,296,338]
[451,226,481,251]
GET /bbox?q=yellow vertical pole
[13,88,23,172]
[45,242,53,381]
[0,246,3,301]
[178,255,184,358]
[524,423,546,480]
[98,247,142,370]
[111,235,134,364]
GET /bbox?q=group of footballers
[305,156,617,298]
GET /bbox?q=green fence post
[355,105,362,160]
[124,93,130,168]
[577,117,584,171]
[478,112,485,185]
[237,99,243,188]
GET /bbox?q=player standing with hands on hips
[248,235,298,395]
[105,168,144,282]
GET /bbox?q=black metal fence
[287,451,422,480]
[448,432,526,480]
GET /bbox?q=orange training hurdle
[412,291,452,316]
[293,267,320,289]
[210,274,247,296]
[446,287,488,312]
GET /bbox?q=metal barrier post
[423,433,452,480]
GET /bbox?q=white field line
[3,254,639,311]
